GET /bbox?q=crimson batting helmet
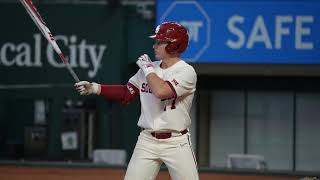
[149,22,189,54]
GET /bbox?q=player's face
[153,40,169,60]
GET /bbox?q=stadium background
[0,0,319,179]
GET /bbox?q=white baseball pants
[124,130,199,180]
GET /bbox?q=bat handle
[66,63,80,83]
[58,53,80,82]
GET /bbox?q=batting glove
[136,54,155,76]
[74,81,100,95]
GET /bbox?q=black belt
[144,129,188,139]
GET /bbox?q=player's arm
[74,81,139,106]
[136,54,175,99]
[145,73,175,99]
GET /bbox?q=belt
[149,129,188,139]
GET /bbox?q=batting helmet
[149,22,189,54]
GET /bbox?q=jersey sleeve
[99,83,139,106]
[166,66,197,98]
[128,69,142,89]
[98,70,142,106]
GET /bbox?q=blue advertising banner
[157,0,320,64]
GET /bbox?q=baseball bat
[20,0,80,82]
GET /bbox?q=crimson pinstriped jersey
[129,60,197,132]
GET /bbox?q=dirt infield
[0,166,300,180]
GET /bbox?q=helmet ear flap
[165,42,180,54]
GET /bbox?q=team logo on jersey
[141,82,152,93]
[171,79,179,86]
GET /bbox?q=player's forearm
[100,85,126,101]
[146,73,173,99]
[99,84,139,105]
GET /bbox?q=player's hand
[136,54,155,76]
[74,81,100,95]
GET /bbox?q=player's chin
[155,53,161,60]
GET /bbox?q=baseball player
[75,21,199,180]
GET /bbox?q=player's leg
[161,134,199,180]
[124,131,162,180]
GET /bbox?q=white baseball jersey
[129,60,197,131]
